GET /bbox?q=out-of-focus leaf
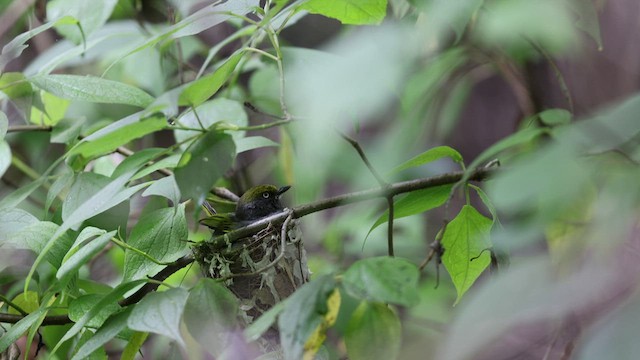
[391,146,464,173]
[367,184,452,237]
[304,289,341,359]
[0,111,7,139]
[184,279,238,356]
[5,221,74,268]
[566,0,602,50]
[30,91,70,126]
[0,177,47,210]
[123,204,188,281]
[174,98,247,146]
[0,308,47,353]
[69,114,166,158]
[278,275,336,360]
[174,132,235,206]
[0,141,10,178]
[342,257,419,306]
[8,291,39,314]
[51,117,84,143]
[345,302,401,360]
[179,51,244,107]
[0,16,76,73]
[236,136,279,153]
[57,230,116,282]
[300,0,388,25]
[121,332,148,360]
[244,301,286,342]
[30,74,154,107]
[71,307,132,360]
[0,72,33,98]
[442,205,493,304]
[127,288,189,346]
[539,108,571,126]
[47,0,119,44]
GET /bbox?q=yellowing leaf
[303,289,341,360]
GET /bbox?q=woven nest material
[193,219,310,320]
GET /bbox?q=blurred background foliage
[1,0,640,359]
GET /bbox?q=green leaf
[566,0,602,50]
[30,91,70,126]
[174,98,247,146]
[174,132,235,206]
[539,108,572,126]
[0,177,47,209]
[345,302,401,360]
[0,111,7,140]
[142,175,181,205]
[442,205,493,304]
[236,136,279,153]
[127,288,189,346]
[342,257,419,306]
[0,308,47,353]
[468,184,500,227]
[123,204,188,281]
[391,146,464,173]
[367,184,452,237]
[30,74,154,107]
[300,0,388,25]
[8,291,39,314]
[51,117,84,143]
[0,141,10,178]
[111,148,165,179]
[0,72,33,98]
[0,16,76,72]
[184,279,238,356]
[9,221,74,268]
[68,114,166,158]
[121,332,148,360]
[178,51,244,106]
[278,275,336,360]
[45,170,74,212]
[47,0,118,44]
[68,294,121,328]
[71,307,133,360]
[56,230,116,282]
[51,280,146,357]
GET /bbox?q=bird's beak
[277,185,291,198]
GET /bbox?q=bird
[199,185,291,234]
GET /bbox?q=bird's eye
[262,192,270,199]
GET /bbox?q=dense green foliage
[1,0,638,359]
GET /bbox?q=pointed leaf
[391,146,463,173]
[442,205,493,303]
[178,52,244,107]
[342,257,419,306]
[71,307,132,360]
[300,0,388,25]
[127,288,189,346]
[345,302,401,360]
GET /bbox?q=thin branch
[7,125,52,133]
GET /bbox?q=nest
[193,218,309,320]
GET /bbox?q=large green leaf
[342,257,419,306]
[442,205,493,304]
[173,98,248,146]
[300,0,388,25]
[68,293,121,328]
[56,230,116,282]
[278,275,336,360]
[345,302,401,360]
[142,175,181,206]
[391,146,464,173]
[69,114,166,158]
[184,279,238,356]
[367,184,452,237]
[174,132,235,206]
[30,74,154,107]
[0,308,47,353]
[127,288,189,346]
[47,0,118,44]
[178,52,244,107]
[0,72,33,99]
[122,204,188,281]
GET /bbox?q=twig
[339,132,395,256]
[7,125,52,133]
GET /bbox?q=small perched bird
[200,185,291,234]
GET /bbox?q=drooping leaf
[30,74,154,107]
[70,307,133,360]
[342,257,419,307]
[300,0,388,25]
[0,308,47,353]
[127,288,189,346]
[183,279,239,356]
[345,302,401,360]
[391,146,464,173]
[174,132,235,206]
[122,204,188,281]
[367,184,452,237]
[278,275,336,360]
[68,293,121,328]
[178,52,244,107]
[56,230,116,282]
[442,205,493,304]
